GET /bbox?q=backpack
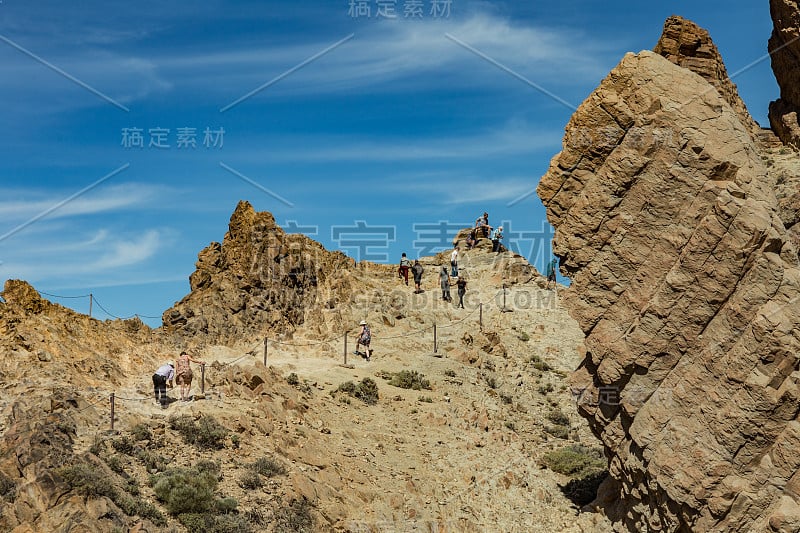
[360,325,371,343]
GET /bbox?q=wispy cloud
[231,119,561,163]
[1,229,166,282]
[0,11,618,114]
[0,182,168,223]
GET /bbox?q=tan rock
[539,39,800,531]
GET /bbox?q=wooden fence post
[110,393,115,431]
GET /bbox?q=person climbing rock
[152,362,174,409]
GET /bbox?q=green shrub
[388,370,431,390]
[541,445,606,478]
[544,425,569,439]
[152,467,217,515]
[177,512,252,533]
[336,381,356,395]
[444,369,456,377]
[484,375,497,389]
[547,409,570,427]
[58,462,165,525]
[111,435,137,456]
[57,463,115,499]
[418,396,433,403]
[137,450,168,473]
[286,373,299,386]
[532,361,552,372]
[105,455,125,474]
[130,423,152,441]
[169,414,228,450]
[238,470,263,490]
[196,460,221,478]
[505,421,516,431]
[251,457,287,478]
[542,446,608,506]
[518,331,530,342]
[538,383,554,394]
[335,378,379,405]
[354,377,379,405]
[499,393,513,404]
[274,497,314,533]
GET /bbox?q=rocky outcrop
[162,201,357,345]
[538,46,800,532]
[654,15,761,137]
[769,0,800,148]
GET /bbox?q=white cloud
[0,182,167,223]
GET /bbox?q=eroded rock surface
[162,200,356,345]
[769,0,800,148]
[654,15,761,137]
[539,47,800,531]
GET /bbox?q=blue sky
[0,1,778,325]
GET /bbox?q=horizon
[0,1,778,327]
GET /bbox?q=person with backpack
[456,276,467,309]
[398,253,411,285]
[439,266,452,302]
[354,320,372,361]
[491,226,504,253]
[412,260,424,294]
[152,362,174,409]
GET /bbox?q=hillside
[0,207,610,532]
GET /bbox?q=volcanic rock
[538,42,800,533]
[654,15,761,137]
[162,200,356,345]
[769,0,800,148]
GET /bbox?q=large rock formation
[538,43,800,532]
[769,0,800,148]
[162,200,357,345]
[654,15,761,137]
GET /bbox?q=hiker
[412,260,424,293]
[491,226,504,253]
[398,252,411,286]
[175,351,205,402]
[456,276,467,309]
[354,320,372,361]
[465,229,476,249]
[546,257,558,290]
[440,266,452,302]
[450,245,458,277]
[152,362,174,409]
[478,212,490,238]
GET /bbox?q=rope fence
[36,291,162,321]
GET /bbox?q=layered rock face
[654,15,761,137]
[769,0,800,148]
[538,46,800,532]
[163,200,357,345]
